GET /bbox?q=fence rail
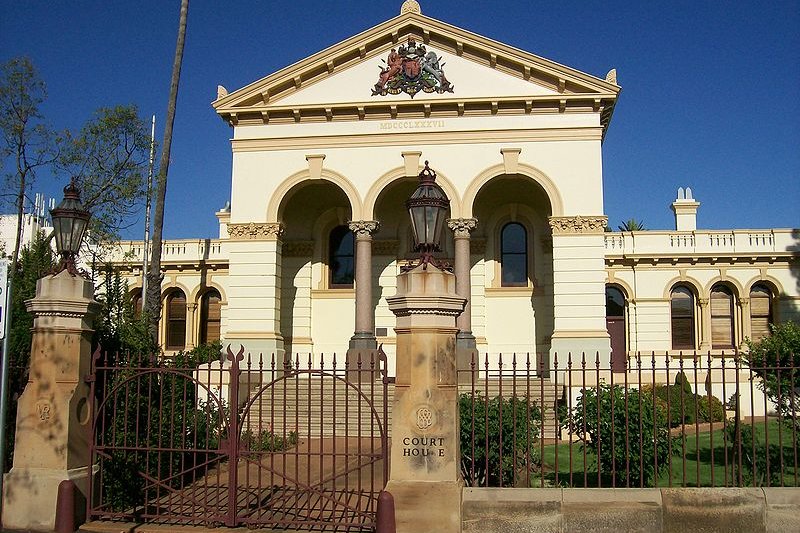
[458,351,799,489]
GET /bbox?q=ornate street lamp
[50,179,91,276]
[406,160,450,268]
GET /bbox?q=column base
[385,479,463,533]
[349,332,378,350]
[456,333,477,384]
[3,465,93,531]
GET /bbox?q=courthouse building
[111,1,799,375]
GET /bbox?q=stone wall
[462,487,800,533]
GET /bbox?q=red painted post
[54,479,76,533]
[376,490,396,533]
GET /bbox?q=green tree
[745,322,800,429]
[618,218,646,231]
[147,0,190,342]
[56,106,151,247]
[0,57,55,273]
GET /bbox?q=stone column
[448,218,478,383]
[348,220,379,350]
[738,297,751,348]
[447,218,477,345]
[186,302,198,349]
[699,297,711,350]
[2,270,100,531]
[386,264,466,533]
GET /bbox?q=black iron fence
[87,347,389,530]
[458,351,799,489]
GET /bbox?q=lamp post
[50,179,91,276]
[406,160,449,269]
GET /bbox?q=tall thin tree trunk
[146,0,189,344]
[10,143,28,275]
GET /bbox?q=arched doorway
[606,285,626,372]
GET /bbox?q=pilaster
[699,298,711,350]
[224,222,285,358]
[548,215,611,367]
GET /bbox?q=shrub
[725,420,786,487]
[459,393,542,487]
[648,372,725,428]
[567,384,677,487]
[241,429,298,452]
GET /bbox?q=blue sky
[2,0,798,239]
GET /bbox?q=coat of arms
[372,38,454,98]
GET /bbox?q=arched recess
[267,168,362,222]
[662,276,703,300]
[703,276,745,299]
[190,281,228,305]
[363,166,461,221]
[462,163,564,219]
[744,275,784,296]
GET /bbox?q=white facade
[106,4,799,374]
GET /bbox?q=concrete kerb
[462,487,800,533]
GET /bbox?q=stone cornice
[548,215,608,235]
[227,222,284,241]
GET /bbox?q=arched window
[329,225,354,288]
[200,289,222,344]
[130,289,142,318]
[711,284,735,349]
[165,290,187,350]
[750,284,773,342]
[501,222,527,286]
[670,285,696,350]
[606,286,625,318]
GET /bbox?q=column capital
[348,220,380,238]
[699,298,709,307]
[187,303,198,312]
[447,218,478,238]
[738,297,750,307]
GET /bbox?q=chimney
[671,187,700,231]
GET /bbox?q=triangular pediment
[213,8,620,131]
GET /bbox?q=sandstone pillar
[2,270,100,531]
[386,264,466,533]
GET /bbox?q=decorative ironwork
[372,37,454,98]
[86,346,390,530]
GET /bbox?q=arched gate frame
[86,346,390,530]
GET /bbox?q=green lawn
[537,419,799,488]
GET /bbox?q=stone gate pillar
[2,270,100,531]
[386,263,466,533]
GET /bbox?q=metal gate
[86,345,389,530]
